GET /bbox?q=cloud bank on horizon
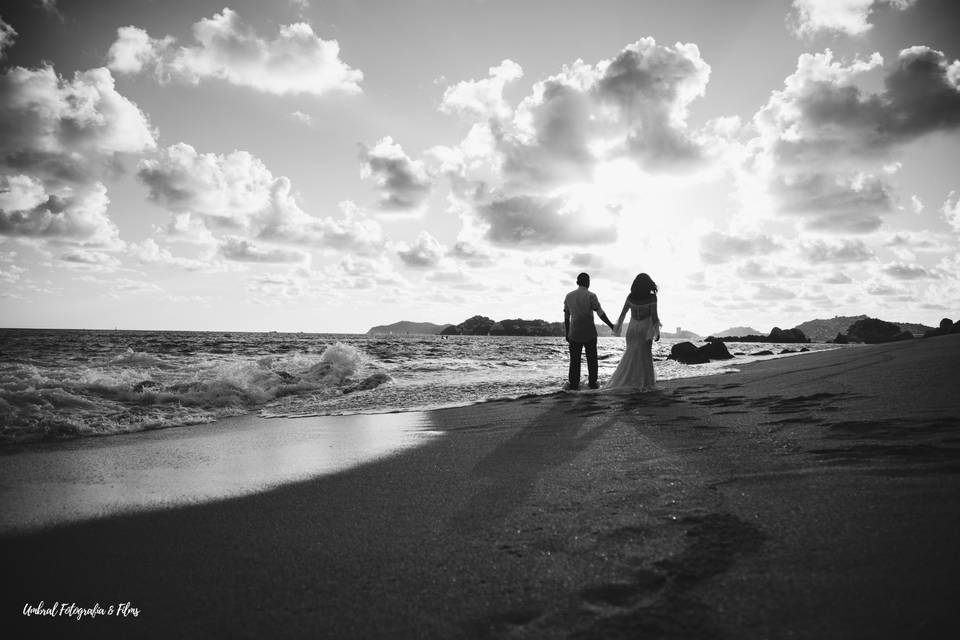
[0,0,958,332]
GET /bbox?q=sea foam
[0,341,387,442]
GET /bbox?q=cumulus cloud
[360,137,432,210]
[247,273,307,299]
[824,271,853,284]
[748,46,960,234]
[441,59,523,119]
[593,39,710,166]
[449,240,495,268]
[323,254,406,290]
[0,17,16,58]
[498,72,596,189]
[0,174,47,213]
[754,283,797,300]
[801,238,874,263]
[699,231,781,265]
[771,172,894,233]
[396,231,445,268]
[884,231,950,261]
[139,143,384,254]
[129,238,211,270]
[0,64,154,249]
[0,65,156,185]
[757,48,960,164]
[437,38,711,198]
[476,194,618,247]
[880,262,936,279]
[291,110,312,126]
[0,260,25,285]
[910,195,924,214]
[865,281,903,296]
[162,212,218,246]
[736,260,805,280]
[0,180,120,247]
[943,191,960,233]
[219,237,308,264]
[139,143,274,222]
[107,8,363,96]
[107,25,169,75]
[259,197,385,254]
[790,0,917,37]
[435,39,712,250]
[60,248,122,270]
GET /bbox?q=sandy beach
[4,335,960,639]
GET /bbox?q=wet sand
[3,335,960,638]
[0,412,438,534]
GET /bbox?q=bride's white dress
[605,301,660,391]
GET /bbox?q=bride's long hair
[628,273,658,302]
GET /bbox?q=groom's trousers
[568,338,598,389]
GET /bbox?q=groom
[563,272,616,390]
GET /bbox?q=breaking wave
[0,342,390,443]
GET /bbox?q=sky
[0,0,958,334]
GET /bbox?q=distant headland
[369,314,952,343]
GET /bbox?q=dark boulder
[753,350,774,356]
[669,340,736,364]
[668,342,709,365]
[699,340,734,360]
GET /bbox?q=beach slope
[4,336,960,638]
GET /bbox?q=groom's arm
[563,308,571,342]
[597,309,615,332]
[592,294,616,332]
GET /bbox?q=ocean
[0,328,843,443]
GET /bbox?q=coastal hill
[440,315,577,336]
[660,328,703,340]
[711,326,761,338]
[367,321,452,335]
[793,315,934,342]
[369,315,937,341]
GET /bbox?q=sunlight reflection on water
[0,412,439,533]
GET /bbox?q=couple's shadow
[446,389,675,533]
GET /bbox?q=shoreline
[0,339,845,448]
[3,336,958,638]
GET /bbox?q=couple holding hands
[563,272,661,392]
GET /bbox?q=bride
[605,273,661,391]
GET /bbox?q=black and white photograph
[2,0,959,637]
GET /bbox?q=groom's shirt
[564,286,603,342]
